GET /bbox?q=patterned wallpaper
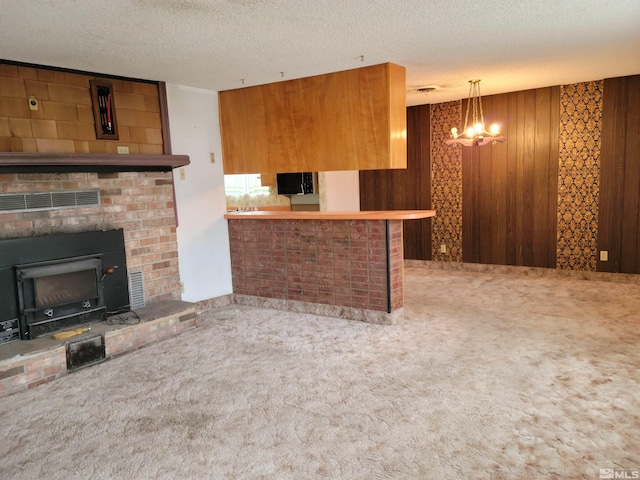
[430,101,463,262]
[557,81,603,270]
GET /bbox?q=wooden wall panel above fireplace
[0,61,189,173]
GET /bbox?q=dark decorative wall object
[90,79,118,140]
[557,81,603,270]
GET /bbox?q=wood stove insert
[0,229,130,341]
[17,257,105,338]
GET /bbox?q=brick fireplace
[0,170,182,324]
[0,168,194,396]
[0,61,186,319]
[0,61,196,396]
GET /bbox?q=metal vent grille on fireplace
[129,270,145,310]
[0,190,100,213]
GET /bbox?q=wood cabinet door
[219,63,407,174]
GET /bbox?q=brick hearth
[0,301,196,398]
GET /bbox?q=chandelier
[445,79,506,147]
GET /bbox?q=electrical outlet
[28,96,38,111]
[210,152,215,164]
[117,146,129,154]
[179,168,186,180]
[600,250,608,261]
[440,244,447,254]
[180,282,185,293]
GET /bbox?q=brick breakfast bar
[224,210,435,324]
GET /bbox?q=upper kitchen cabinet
[219,63,407,174]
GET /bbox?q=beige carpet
[1,267,639,479]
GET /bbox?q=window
[224,174,271,197]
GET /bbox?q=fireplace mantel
[0,152,190,173]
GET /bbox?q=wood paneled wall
[350,76,640,273]
[362,88,563,268]
[0,62,164,154]
[359,105,431,260]
[462,88,560,267]
[598,75,640,273]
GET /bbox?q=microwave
[276,172,316,195]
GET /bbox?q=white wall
[165,84,233,302]
[320,170,361,211]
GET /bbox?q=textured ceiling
[0,0,638,105]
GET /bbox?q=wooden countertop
[224,210,436,220]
